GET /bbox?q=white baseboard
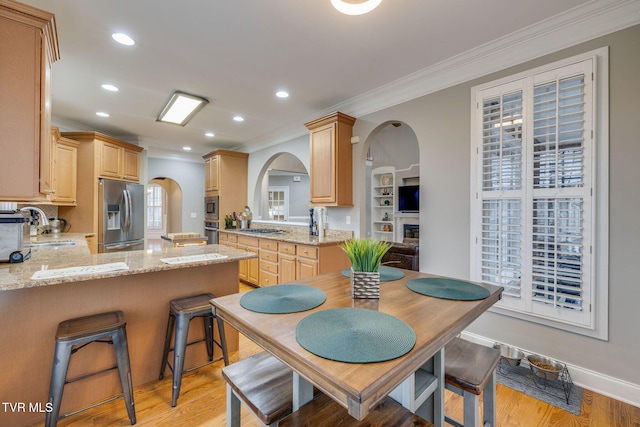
[460,331,640,409]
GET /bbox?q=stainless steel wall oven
[204,195,219,222]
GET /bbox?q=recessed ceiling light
[331,0,382,15]
[233,115,244,122]
[276,90,289,98]
[101,84,119,92]
[96,112,110,117]
[112,33,135,46]
[205,132,215,137]
[182,146,192,151]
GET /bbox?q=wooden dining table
[211,269,502,425]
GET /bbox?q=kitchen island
[0,234,255,427]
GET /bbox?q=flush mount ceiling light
[157,91,209,126]
[331,0,381,15]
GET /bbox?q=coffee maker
[0,210,31,263]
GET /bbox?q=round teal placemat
[406,277,490,300]
[341,266,405,282]
[240,284,326,314]
[296,308,416,363]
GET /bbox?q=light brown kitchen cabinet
[62,132,143,183]
[279,253,297,283]
[85,234,97,254]
[237,235,259,285]
[204,156,219,192]
[304,112,356,206]
[259,239,279,286]
[296,244,319,279]
[50,127,79,206]
[0,0,59,201]
[98,139,141,182]
[202,149,248,218]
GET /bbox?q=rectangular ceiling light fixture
[157,91,209,126]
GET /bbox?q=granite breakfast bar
[0,234,255,427]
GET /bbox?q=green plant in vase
[340,238,392,299]
[340,238,392,272]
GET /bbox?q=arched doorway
[362,121,420,242]
[252,153,310,223]
[147,177,183,249]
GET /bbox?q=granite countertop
[0,233,256,292]
[221,225,353,246]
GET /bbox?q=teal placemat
[296,308,416,363]
[240,284,326,314]
[406,277,490,300]
[341,266,405,282]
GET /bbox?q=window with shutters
[470,49,609,339]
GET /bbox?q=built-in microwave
[204,196,219,221]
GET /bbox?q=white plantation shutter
[479,86,524,301]
[472,56,597,330]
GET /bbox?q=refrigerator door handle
[123,189,132,232]
[103,241,144,251]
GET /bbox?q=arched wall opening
[359,121,420,243]
[147,177,183,244]
[252,152,310,224]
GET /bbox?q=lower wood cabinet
[296,244,319,279]
[220,231,350,287]
[279,254,297,284]
[237,235,259,285]
[259,239,278,286]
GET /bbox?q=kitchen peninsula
[219,225,353,286]
[0,234,255,427]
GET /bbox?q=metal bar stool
[159,293,229,406]
[45,310,136,427]
[444,337,500,427]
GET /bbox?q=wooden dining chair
[222,351,294,427]
[444,337,501,427]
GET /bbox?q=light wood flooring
[39,284,640,427]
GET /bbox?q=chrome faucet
[20,206,50,228]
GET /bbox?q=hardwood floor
[39,283,640,427]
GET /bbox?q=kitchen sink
[26,240,76,248]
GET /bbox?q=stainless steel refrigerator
[98,178,145,253]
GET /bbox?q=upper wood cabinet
[0,0,60,201]
[98,138,142,182]
[202,149,248,217]
[62,132,143,183]
[204,155,219,192]
[305,112,356,206]
[50,127,79,206]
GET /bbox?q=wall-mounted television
[398,185,419,212]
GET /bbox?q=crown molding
[242,0,640,153]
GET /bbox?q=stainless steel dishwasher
[204,221,219,244]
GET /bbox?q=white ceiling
[17,0,635,161]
